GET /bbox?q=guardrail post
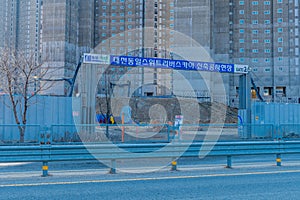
[276,154,282,166]
[226,156,232,168]
[110,159,116,174]
[171,159,178,171]
[42,161,49,177]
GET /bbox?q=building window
[239,10,244,14]
[264,10,270,15]
[265,49,271,53]
[278,18,283,23]
[252,49,259,53]
[240,48,245,53]
[265,58,271,62]
[264,1,271,5]
[240,29,245,33]
[252,11,259,15]
[239,1,244,5]
[278,47,283,52]
[278,37,283,42]
[239,58,245,62]
[276,87,286,97]
[252,1,258,5]
[277,9,283,13]
[239,39,245,43]
[252,30,259,34]
[278,28,283,33]
[239,19,245,24]
[265,39,271,43]
[252,58,258,62]
[265,30,271,34]
[264,68,271,72]
[264,20,270,24]
[252,20,258,24]
[264,87,273,96]
[252,39,259,43]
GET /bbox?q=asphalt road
[1,168,300,200]
[1,154,300,200]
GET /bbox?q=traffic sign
[83,53,110,64]
[234,64,249,74]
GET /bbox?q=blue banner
[110,55,236,73]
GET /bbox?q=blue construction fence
[0,95,74,125]
[1,95,300,143]
[0,95,74,143]
[238,102,300,139]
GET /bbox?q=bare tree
[0,48,54,143]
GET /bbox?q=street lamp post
[33,75,38,94]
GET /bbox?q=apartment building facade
[228,0,300,103]
[1,0,300,103]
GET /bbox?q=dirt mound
[96,97,238,124]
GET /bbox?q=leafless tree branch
[0,47,57,142]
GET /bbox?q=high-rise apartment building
[2,0,299,103]
[0,0,18,49]
[228,0,300,103]
[41,0,79,95]
[172,0,230,103]
[0,0,174,96]
[94,0,174,97]
[0,0,79,95]
[0,0,42,59]
[174,0,300,104]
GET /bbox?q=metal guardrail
[2,123,300,144]
[1,141,300,176]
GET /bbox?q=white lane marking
[1,161,300,179]
[1,169,300,188]
[0,163,32,167]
